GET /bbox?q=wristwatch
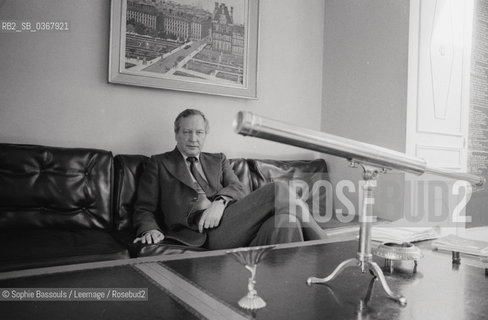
[214,196,229,206]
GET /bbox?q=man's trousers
[205,182,305,250]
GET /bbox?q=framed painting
[109,0,259,99]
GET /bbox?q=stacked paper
[371,219,440,244]
[433,234,488,257]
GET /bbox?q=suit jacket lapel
[162,148,195,190]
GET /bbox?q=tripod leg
[368,261,407,306]
[307,258,359,285]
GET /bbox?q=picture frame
[109,0,259,99]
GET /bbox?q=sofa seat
[130,239,207,258]
[0,229,129,272]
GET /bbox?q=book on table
[370,218,441,244]
[323,217,441,244]
[433,234,488,257]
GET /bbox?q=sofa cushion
[250,158,329,191]
[113,154,149,231]
[0,229,129,272]
[228,158,253,194]
[0,143,113,230]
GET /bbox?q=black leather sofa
[0,143,329,272]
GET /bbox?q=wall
[0,0,325,160]
[321,0,410,220]
[467,0,488,228]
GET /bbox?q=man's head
[174,109,209,157]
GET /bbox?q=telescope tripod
[307,163,407,306]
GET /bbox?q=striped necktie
[187,157,212,196]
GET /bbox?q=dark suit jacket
[133,147,247,247]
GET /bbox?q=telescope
[233,111,484,186]
[233,111,485,306]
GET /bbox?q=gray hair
[174,109,209,133]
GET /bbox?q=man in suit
[133,109,327,249]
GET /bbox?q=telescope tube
[233,111,484,186]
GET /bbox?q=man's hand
[133,229,164,244]
[198,201,225,233]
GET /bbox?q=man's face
[175,115,207,157]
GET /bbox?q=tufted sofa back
[0,143,113,230]
[0,143,328,233]
[113,154,329,231]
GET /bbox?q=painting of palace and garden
[125,0,249,85]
